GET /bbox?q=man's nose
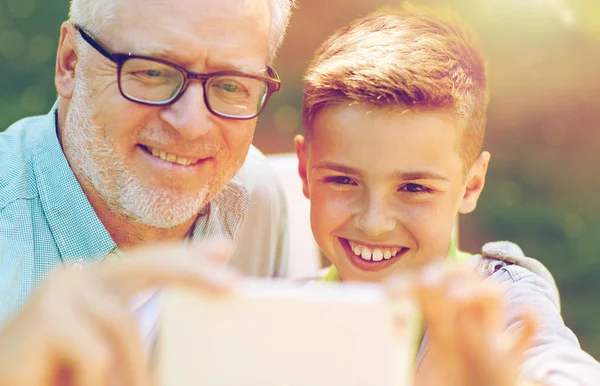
[353,196,396,237]
[158,83,217,140]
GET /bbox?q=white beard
[62,75,212,229]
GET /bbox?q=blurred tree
[0,0,67,128]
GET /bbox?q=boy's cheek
[400,209,457,257]
[310,194,349,229]
[413,227,456,265]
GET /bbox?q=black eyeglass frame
[74,25,281,120]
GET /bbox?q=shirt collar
[190,176,250,263]
[33,101,117,266]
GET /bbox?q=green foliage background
[1,0,599,356]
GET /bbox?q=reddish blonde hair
[302,6,489,167]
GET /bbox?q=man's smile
[139,144,203,166]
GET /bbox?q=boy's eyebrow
[313,162,450,181]
[393,171,450,181]
[312,162,361,176]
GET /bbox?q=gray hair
[69,0,295,62]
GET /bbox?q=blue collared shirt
[0,103,289,325]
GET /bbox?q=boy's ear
[55,22,79,100]
[294,135,310,199]
[458,151,490,214]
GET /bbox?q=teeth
[176,156,190,166]
[148,147,198,166]
[348,240,402,262]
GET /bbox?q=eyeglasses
[74,25,281,120]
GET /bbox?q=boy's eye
[400,183,432,194]
[324,176,356,186]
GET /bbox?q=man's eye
[130,69,166,81]
[400,183,432,194]
[144,70,163,77]
[214,79,247,94]
[132,69,164,78]
[221,83,241,92]
[325,176,356,186]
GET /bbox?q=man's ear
[458,151,490,214]
[55,22,80,100]
[294,134,310,199]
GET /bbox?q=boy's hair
[302,6,489,168]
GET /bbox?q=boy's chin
[336,263,398,283]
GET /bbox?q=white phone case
[157,279,420,386]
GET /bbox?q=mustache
[138,126,223,154]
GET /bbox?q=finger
[511,308,539,355]
[454,295,504,365]
[429,263,505,334]
[458,318,520,386]
[99,243,240,297]
[79,289,151,386]
[415,265,463,357]
[47,307,113,386]
[417,264,474,327]
[445,289,520,386]
[125,240,234,263]
[415,265,497,379]
[454,277,523,386]
[453,279,506,335]
[444,272,507,358]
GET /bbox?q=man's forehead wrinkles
[95,0,272,71]
[108,35,265,73]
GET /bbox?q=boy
[295,7,600,385]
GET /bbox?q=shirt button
[72,263,84,271]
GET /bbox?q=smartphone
[157,279,420,386]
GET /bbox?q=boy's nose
[353,200,396,237]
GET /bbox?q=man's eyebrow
[206,60,268,74]
[127,42,176,58]
[312,161,361,176]
[134,51,266,74]
[130,46,194,66]
[123,40,267,73]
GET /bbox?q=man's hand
[389,264,538,386]
[0,242,237,386]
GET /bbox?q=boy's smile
[341,238,409,272]
[296,104,490,283]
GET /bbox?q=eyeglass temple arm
[74,25,115,61]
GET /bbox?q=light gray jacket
[416,241,600,386]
